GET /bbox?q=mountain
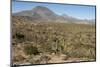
[14,6,58,22]
[13,6,95,24]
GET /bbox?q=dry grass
[12,16,96,65]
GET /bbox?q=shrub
[15,32,25,43]
[24,45,39,55]
[13,55,25,62]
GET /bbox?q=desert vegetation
[12,16,96,65]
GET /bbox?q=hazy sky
[12,1,96,20]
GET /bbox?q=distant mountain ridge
[13,6,95,24]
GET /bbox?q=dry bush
[13,55,25,62]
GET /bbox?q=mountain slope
[13,6,95,24]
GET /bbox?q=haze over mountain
[13,6,95,24]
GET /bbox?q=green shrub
[24,45,39,55]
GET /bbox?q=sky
[12,1,96,20]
